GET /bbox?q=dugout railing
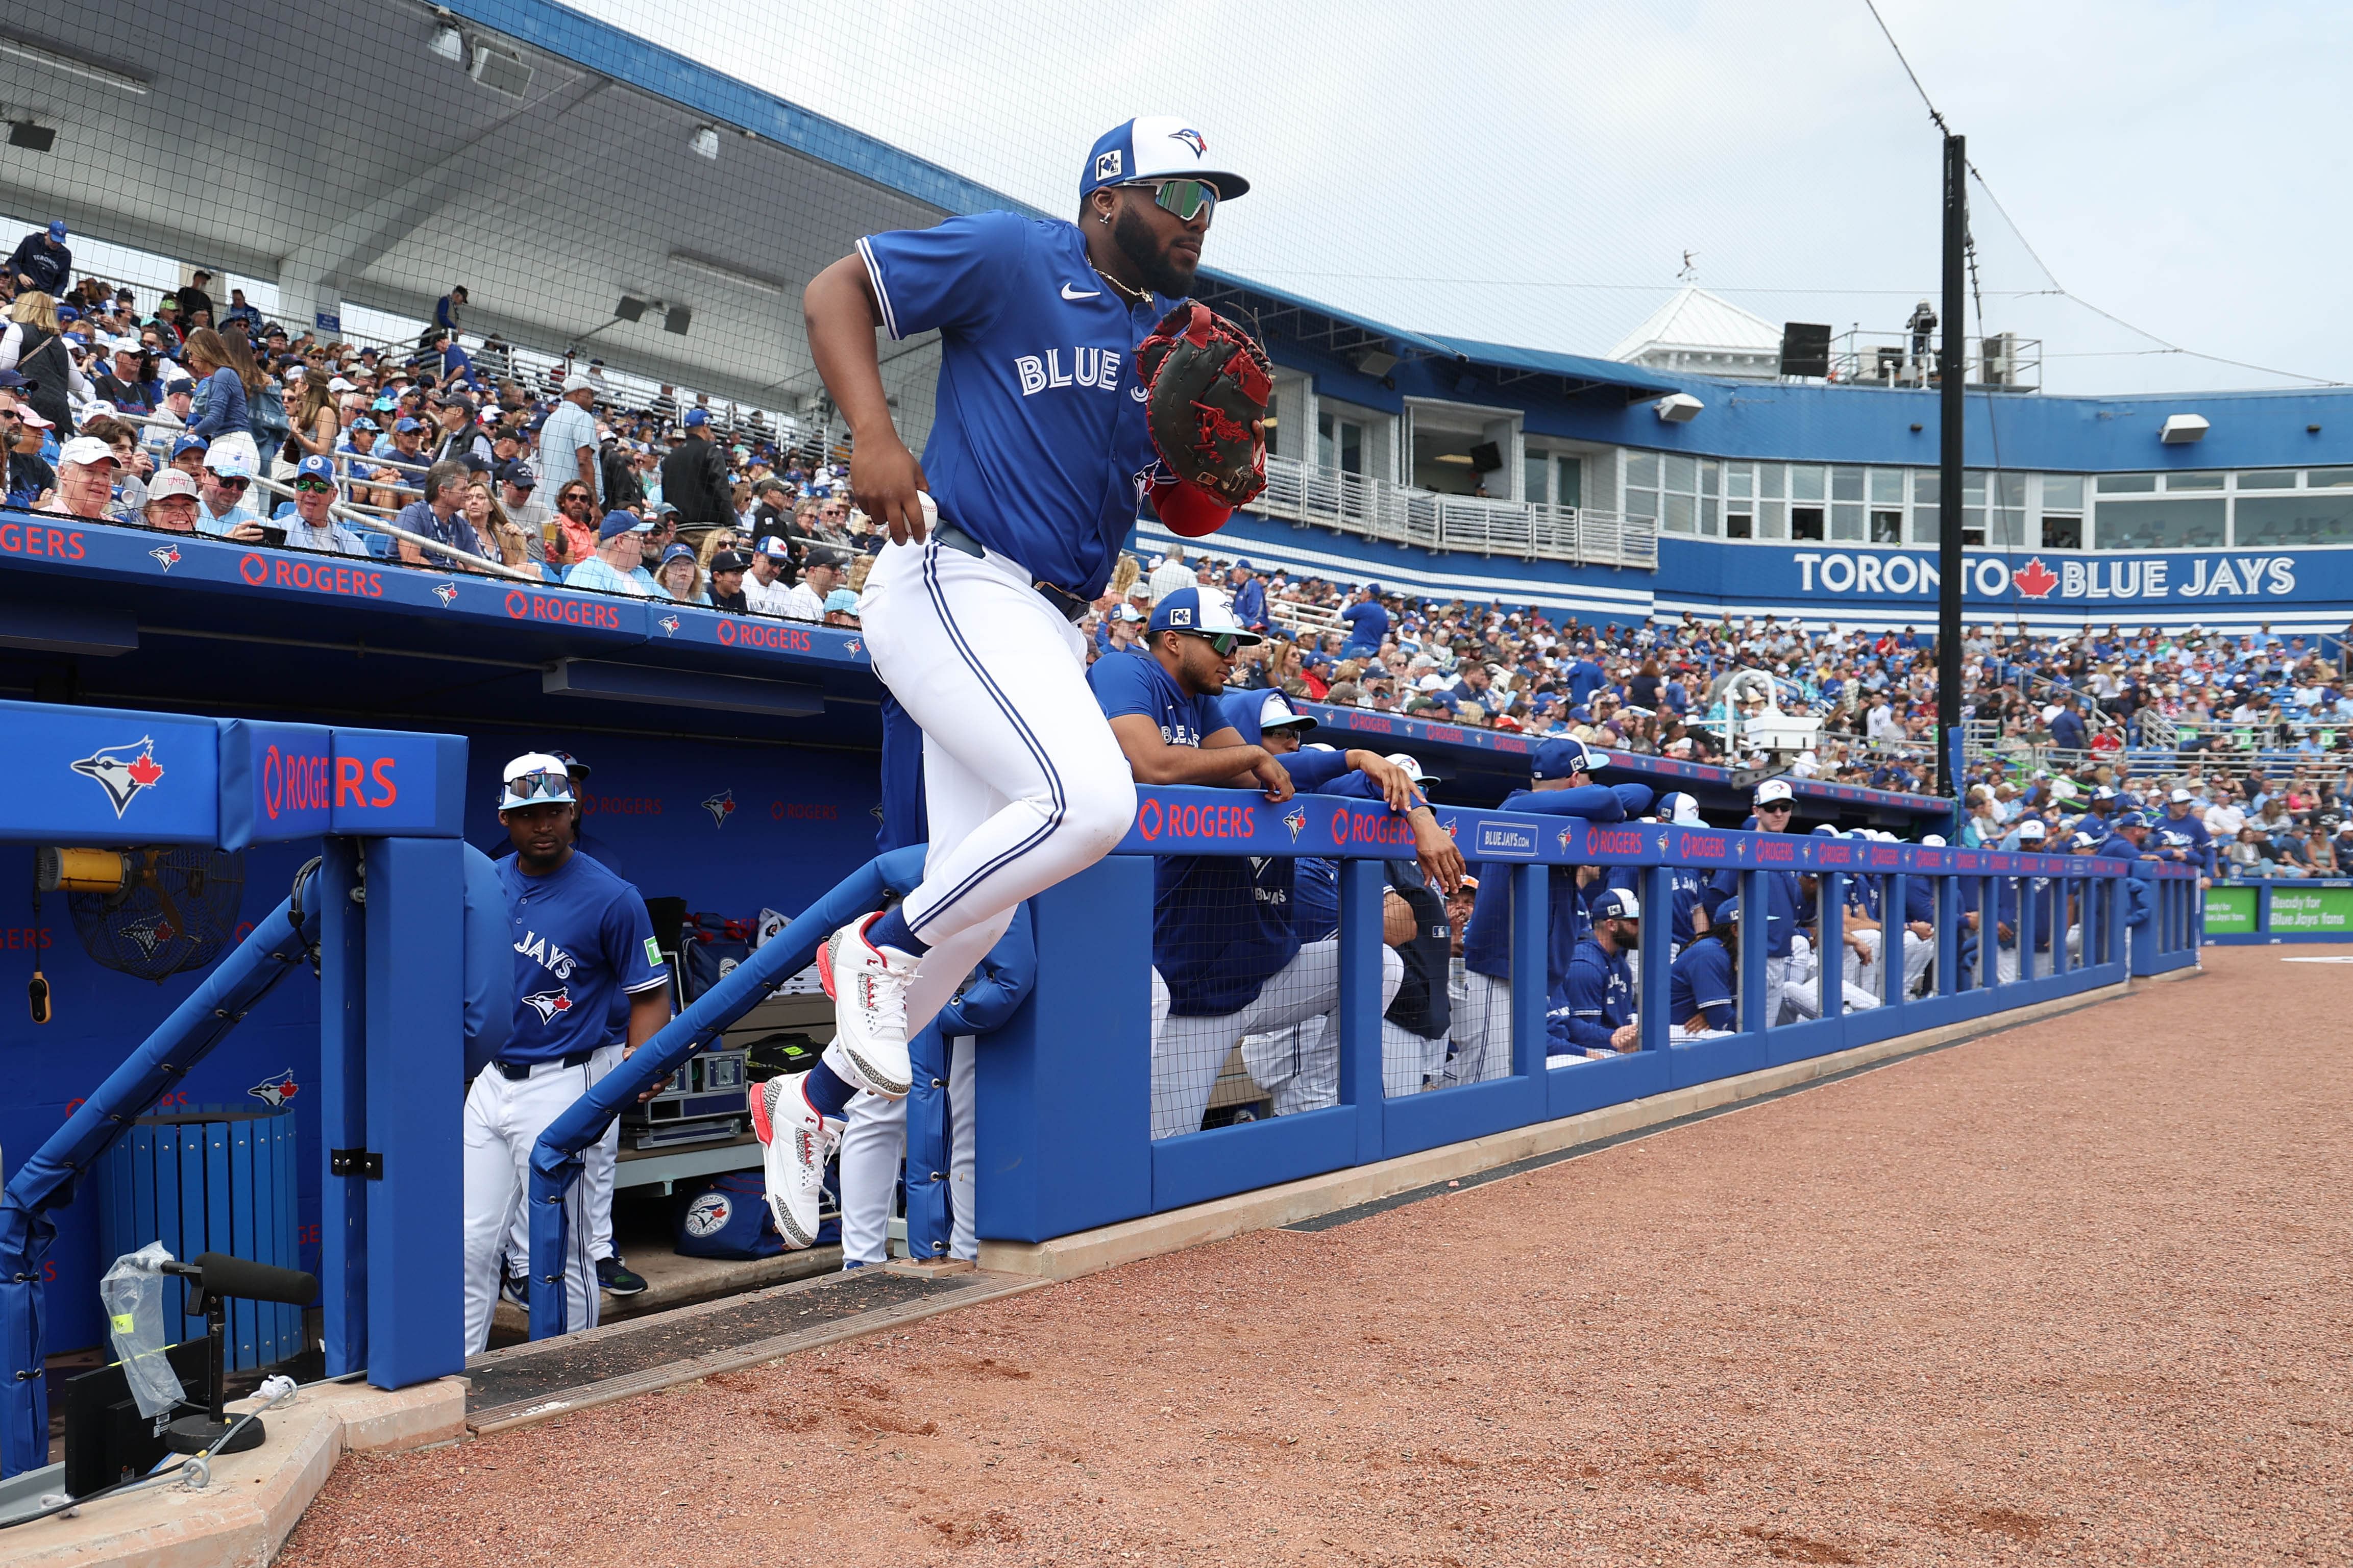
[525,789,2199,1334]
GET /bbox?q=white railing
[1251,453,1657,569]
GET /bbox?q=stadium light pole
[1935,132,1966,800]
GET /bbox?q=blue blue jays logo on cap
[1170,127,1207,156]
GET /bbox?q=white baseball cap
[1755,778,1796,805]
[2170,788,2195,803]
[1657,791,1702,826]
[499,752,578,810]
[1383,752,1439,785]
[2015,819,2047,842]
[561,372,595,395]
[1921,833,1947,848]
[1259,691,1317,732]
[57,435,119,468]
[1081,117,1251,201]
[203,444,256,479]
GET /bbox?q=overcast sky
[561,0,2348,396]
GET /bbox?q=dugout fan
[1090,587,1459,1137]
[466,755,672,1352]
[1554,886,1639,1062]
[1453,739,1652,1087]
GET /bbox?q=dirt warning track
[285,948,2350,1566]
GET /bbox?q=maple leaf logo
[658,614,680,636]
[701,789,737,828]
[431,581,459,605]
[71,738,166,817]
[149,544,181,571]
[2013,557,2059,599]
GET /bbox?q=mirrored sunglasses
[504,771,572,803]
[1134,178,1217,223]
[292,477,334,493]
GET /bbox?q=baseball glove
[1137,302,1272,509]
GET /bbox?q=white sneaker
[817,912,918,1099]
[748,1075,838,1249]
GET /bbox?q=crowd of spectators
[3,230,2348,834]
[0,243,876,625]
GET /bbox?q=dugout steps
[461,1265,1048,1436]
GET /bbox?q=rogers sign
[260,742,333,820]
[1135,798,1259,842]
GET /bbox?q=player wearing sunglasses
[771,118,1257,1249]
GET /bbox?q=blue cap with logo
[598,509,650,541]
[1531,738,1603,780]
[683,408,708,428]
[1147,585,1262,644]
[2114,810,2149,829]
[170,433,210,459]
[293,453,336,484]
[47,220,65,240]
[1080,116,1251,201]
[1589,887,1640,922]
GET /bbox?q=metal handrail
[1252,453,1657,569]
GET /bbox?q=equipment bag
[672,1166,838,1259]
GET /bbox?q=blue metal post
[316,838,369,1377]
[1336,858,1386,1162]
[1819,872,1845,1021]
[1510,864,1548,1075]
[1637,864,1672,1054]
[360,837,464,1389]
[1738,868,1769,1031]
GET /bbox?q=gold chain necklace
[1091,263,1151,308]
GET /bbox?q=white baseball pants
[462,1048,610,1355]
[503,1049,621,1273]
[1445,970,1513,1087]
[859,535,1136,1041]
[837,1034,979,1265]
[1151,940,1402,1139]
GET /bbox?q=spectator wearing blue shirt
[6,221,70,294]
[280,453,372,556]
[1337,583,1390,658]
[394,460,492,570]
[1229,560,1266,631]
[565,510,658,596]
[2050,694,2089,753]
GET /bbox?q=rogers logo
[239,554,269,585]
[1136,797,1163,841]
[717,618,813,652]
[260,742,333,820]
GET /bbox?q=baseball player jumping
[754,118,1264,1246]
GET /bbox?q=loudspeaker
[1778,322,1832,379]
[8,121,58,152]
[1467,440,1503,473]
[664,307,692,336]
[614,295,648,322]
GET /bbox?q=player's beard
[1113,206,1197,297]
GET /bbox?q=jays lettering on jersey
[856,212,1170,598]
[1087,646,1223,748]
[499,851,667,1064]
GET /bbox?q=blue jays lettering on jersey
[1705,860,1802,957]
[499,851,668,1064]
[1668,935,1736,1031]
[857,212,1171,598]
[1557,935,1634,1053]
[1087,647,1220,749]
[1610,863,1703,947]
[1461,783,1650,985]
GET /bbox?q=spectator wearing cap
[281,453,370,556]
[658,407,732,530]
[80,413,151,514]
[430,389,491,468]
[655,542,707,606]
[499,460,551,542]
[1228,560,1266,631]
[1338,582,1391,660]
[393,459,489,569]
[39,435,118,520]
[565,511,655,596]
[381,415,431,487]
[93,339,160,415]
[2151,787,2216,882]
[140,467,202,532]
[822,588,861,628]
[743,535,794,615]
[6,220,71,295]
[778,549,845,623]
[433,285,467,338]
[538,373,602,505]
[196,445,266,541]
[706,549,751,614]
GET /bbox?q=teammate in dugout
[1554,886,1640,1062]
[1454,740,1653,1087]
[1666,895,1745,1041]
[1091,586,1462,1137]
[465,755,672,1352]
[2151,788,2218,883]
[1609,791,1707,958]
[1700,778,1805,1023]
[765,117,1269,1243]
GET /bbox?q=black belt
[932,520,1092,623]
[493,1049,599,1079]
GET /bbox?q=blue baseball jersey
[2149,811,2215,874]
[1668,935,1736,1031]
[1555,936,1634,1053]
[1609,863,1704,947]
[1089,646,1222,749]
[499,850,668,1064]
[1461,782,1650,983]
[1705,860,1803,958]
[857,212,1172,597]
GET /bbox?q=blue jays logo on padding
[70,737,165,818]
[1557,825,1574,854]
[431,581,459,605]
[248,1069,300,1107]
[1170,127,1208,156]
[702,788,737,828]
[658,614,680,636]
[522,988,573,1023]
[149,543,181,571]
[1282,805,1307,842]
[682,1190,732,1238]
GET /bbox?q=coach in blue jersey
[1453,739,1652,1087]
[2094,811,2159,931]
[771,119,1253,1237]
[2151,788,2216,882]
[1556,887,1640,1061]
[465,753,671,1353]
[1610,791,1705,954]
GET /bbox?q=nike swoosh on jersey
[1060,283,1100,300]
